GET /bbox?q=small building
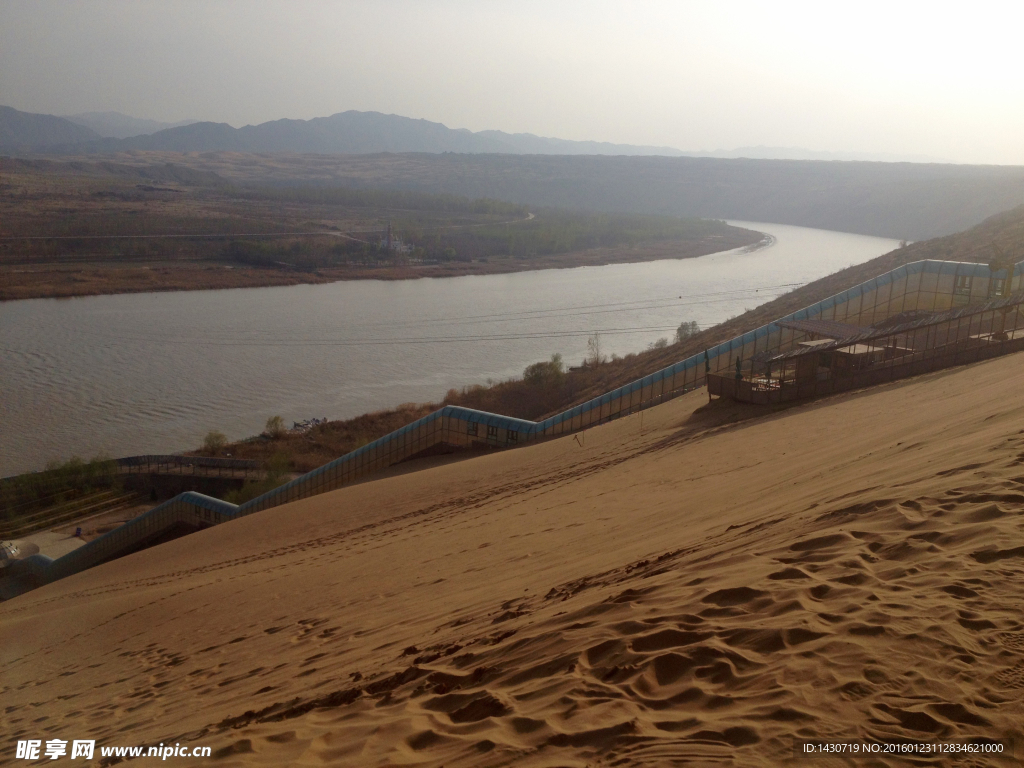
[378,220,413,254]
[708,289,1024,404]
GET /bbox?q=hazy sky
[2,1,1021,164]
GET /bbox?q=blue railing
[13,258,1021,592]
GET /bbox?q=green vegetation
[0,159,733,266]
[211,203,1024,476]
[191,403,439,475]
[442,351,590,421]
[1,159,760,300]
[223,453,290,505]
[676,320,700,343]
[230,185,527,217]
[202,431,227,455]
[1,456,119,526]
[220,207,730,271]
[264,415,286,439]
[410,210,727,263]
[523,353,566,388]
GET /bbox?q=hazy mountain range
[0,105,945,162]
[0,105,102,148]
[0,106,685,156]
[63,111,200,139]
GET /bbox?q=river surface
[0,222,900,476]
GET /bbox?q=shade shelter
[708,290,1024,404]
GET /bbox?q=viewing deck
[709,291,1024,405]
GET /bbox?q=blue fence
[13,258,1022,591]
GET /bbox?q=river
[0,222,900,476]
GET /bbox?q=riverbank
[184,205,1023,476]
[0,156,763,301]
[0,221,903,477]
[0,231,763,301]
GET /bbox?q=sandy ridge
[3,355,1024,766]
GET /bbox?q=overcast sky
[2,1,1021,164]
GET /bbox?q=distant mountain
[682,145,947,163]
[27,109,687,156]
[0,106,101,150]
[63,111,199,139]
[0,106,958,163]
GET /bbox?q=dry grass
[196,403,439,473]
[0,157,760,301]
[0,237,758,302]
[206,204,1024,472]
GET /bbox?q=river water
[0,222,900,476]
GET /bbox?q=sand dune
[4,354,1024,765]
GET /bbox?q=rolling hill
[103,150,1024,241]
[0,105,101,150]
[101,111,689,155]
[5,105,1024,239]
[63,111,200,139]
[0,106,686,156]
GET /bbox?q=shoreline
[0,229,766,302]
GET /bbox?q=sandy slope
[3,354,1024,766]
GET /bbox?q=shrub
[265,415,286,439]
[223,451,290,504]
[523,353,565,388]
[1,456,119,523]
[676,320,700,344]
[202,431,227,455]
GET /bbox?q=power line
[370,287,800,330]
[62,278,800,348]
[349,283,802,330]
[76,323,696,348]
[70,293,790,348]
